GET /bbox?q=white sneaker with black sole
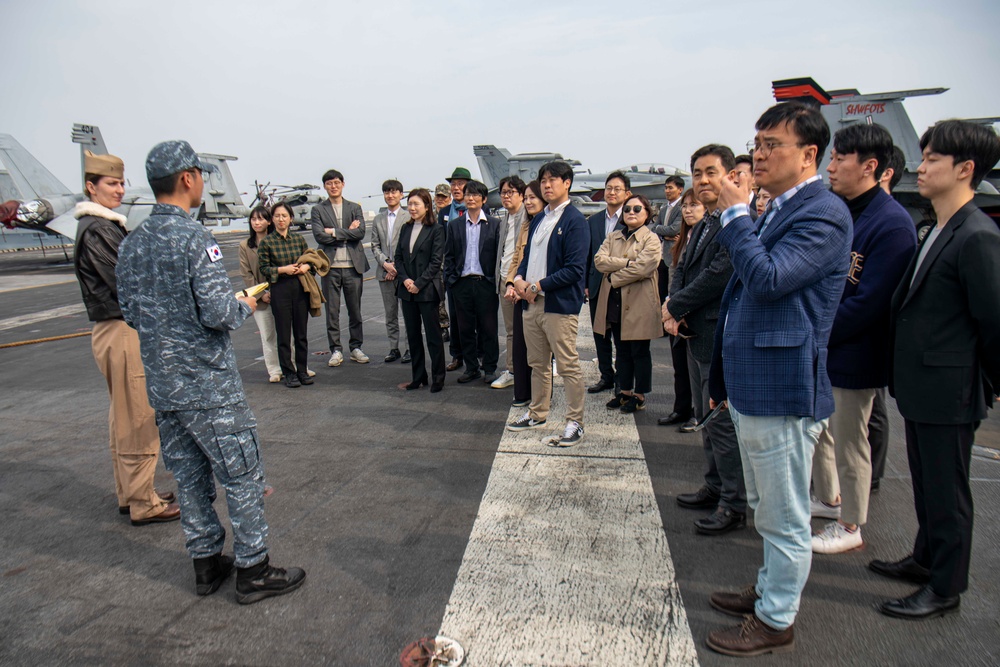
[507,411,546,431]
[547,420,584,447]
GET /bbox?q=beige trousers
[522,298,585,424]
[91,319,167,520]
[500,297,515,371]
[812,386,877,526]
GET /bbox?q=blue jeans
[730,405,825,630]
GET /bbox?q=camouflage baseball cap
[434,183,451,197]
[145,140,217,182]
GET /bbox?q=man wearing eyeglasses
[662,145,744,538]
[493,175,528,390]
[704,102,852,657]
[585,171,631,394]
[443,180,501,384]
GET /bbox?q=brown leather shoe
[706,614,794,657]
[710,585,760,617]
[131,502,181,526]
[446,358,463,372]
[119,490,176,515]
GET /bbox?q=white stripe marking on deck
[438,311,699,666]
[0,303,87,332]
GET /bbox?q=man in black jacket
[662,145,745,536]
[443,180,501,384]
[872,119,1000,620]
[73,150,180,526]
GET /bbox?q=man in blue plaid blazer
[703,102,853,657]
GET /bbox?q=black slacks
[511,302,531,403]
[401,298,445,386]
[904,418,976,597]
[451,276,499,375]
[608,321,652,394]
[669,334,693,418]
[270,276,309,377]
[589,295,615,385]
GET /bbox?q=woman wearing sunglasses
[592,194,663,413]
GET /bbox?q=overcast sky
[2,0,999,211]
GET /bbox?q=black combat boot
[235,555,306,605]
[193,553,234,596]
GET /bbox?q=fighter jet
[248,181,323,231]
[0,123,249,240]
[770,77,1000,231]
[473,145,690,213]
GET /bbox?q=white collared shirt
[525,199,571,286]
[604,206,622,237]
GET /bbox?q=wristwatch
[529,283,539,294]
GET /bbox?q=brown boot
[710,585,760,617]
[706,614,794,657]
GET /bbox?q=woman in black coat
[394,188,447,392]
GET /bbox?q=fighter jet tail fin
[196,154,249,224]
[72,123,110,191]
[473,145,512,190]
[0,133,73,202]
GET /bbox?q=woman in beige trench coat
[593,194,664,413]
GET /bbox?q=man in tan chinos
[72,150,180,525]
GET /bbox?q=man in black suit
[585,171,631,394]
[662,145,744,535]
[872,120,1000,620]
[734,154,758,222]
[443,180,501,384]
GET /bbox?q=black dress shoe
[398,379,428,390]
[384,349,401,363]
[284,373,301,388]
[678,417,699,433]
[879,585,960,620]
[868,555,931,585]
[430,382,443,393]
[446,358,463,372]
[657,411,690,426]
[695,507,746,535]
[587,378,615,394]
[400,350,411,364]
[676,485,721,510]
[457,371,482,383]
[297,372,314,385]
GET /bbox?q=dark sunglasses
[623,205,645,214]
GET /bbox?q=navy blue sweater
[828,187,917,388]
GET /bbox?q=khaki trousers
[812,386,877,526]
[522,298,585,424]
[91,319,167,520]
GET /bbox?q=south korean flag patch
[206,244,223,262]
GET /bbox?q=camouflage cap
[84,150,124,179]
[145,140,217,182]
[434,183,451,197]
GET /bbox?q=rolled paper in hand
[237,282,269,298]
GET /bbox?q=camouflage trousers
[156,401,269,568]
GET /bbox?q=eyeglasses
[752,141,804,158]
[622,205,645,214]
[499,190,518,197]
[605,186,627,194]
[464,193,483,199]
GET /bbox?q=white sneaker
[328,350,344,367]
[812,521,862,554]
[306,369,316,377]
[268,374,282,383]
[552,360,559,377]
[350,348,370,364]
[551,420,584,447]
[491,370,515,389]
[810,495,842,520]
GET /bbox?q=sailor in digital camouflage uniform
[116,140,305,604]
